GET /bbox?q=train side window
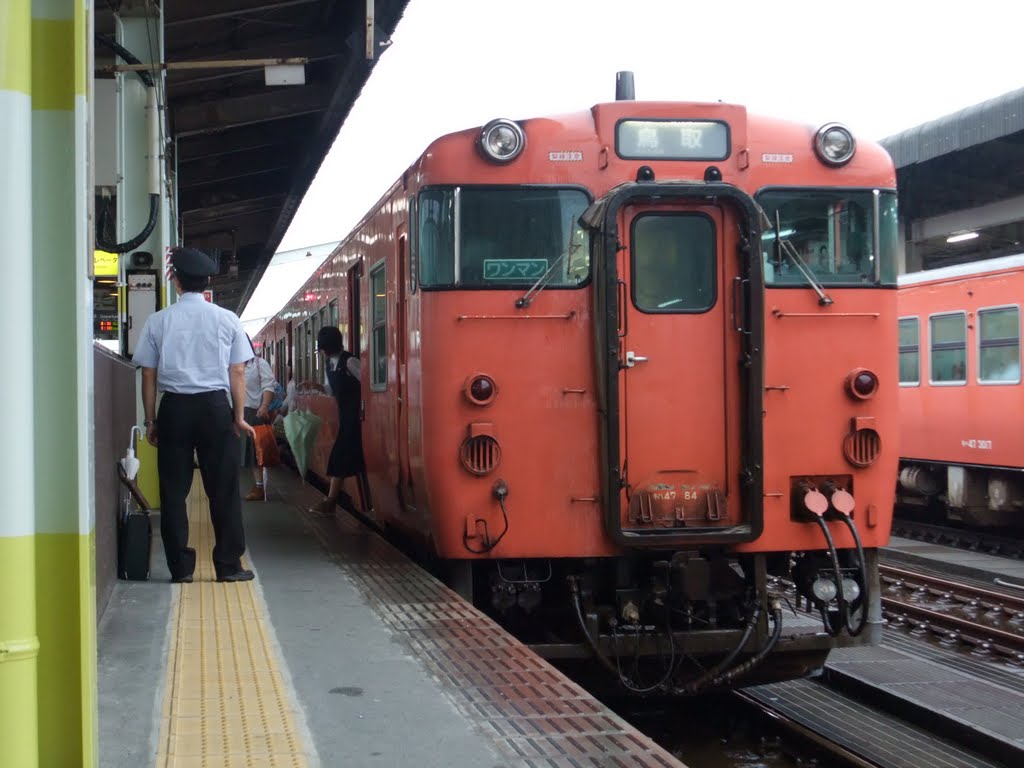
[329,299,338,330]
[370,262,387,391]
[929,312,966,385]
[898,317,919,386]
[978,306,1021,384]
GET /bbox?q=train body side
[897,255,1024,525]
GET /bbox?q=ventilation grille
[460,435,501,475]
[844,429,881,467]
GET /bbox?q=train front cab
[569,176,896,691]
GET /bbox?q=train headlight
[846,368,879,400]
[814,123,856,167]
[479,119,526,163]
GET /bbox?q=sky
[241,0,1022,328]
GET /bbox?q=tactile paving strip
[155,475,313,768]
[307,508,683,768]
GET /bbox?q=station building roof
[880,87,1024,269]
[97,0,410,315]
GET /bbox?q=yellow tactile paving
[155,474,312,768]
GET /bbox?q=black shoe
[171,573,193,584]
[216,569,255,583]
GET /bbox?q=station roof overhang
[96,0,409,315]
[880,87,1024,267]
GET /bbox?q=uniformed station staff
[132,247,258,583]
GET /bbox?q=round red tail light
[465,374,497,406]
[846,369,878,400]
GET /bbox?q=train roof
[898,252,1024,287]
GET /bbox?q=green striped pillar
[31,1,98,767]
[0,1,40,767]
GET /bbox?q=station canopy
[881,87,1024,269]
[96,0,409,314]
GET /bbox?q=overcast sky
[241,0,1021,328]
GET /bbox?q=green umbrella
[282,409,322,481]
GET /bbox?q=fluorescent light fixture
[265,64,305,86]
[761,229,795,239]
[946,231,979,243]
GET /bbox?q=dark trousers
[157,391,245,578]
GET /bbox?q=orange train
[897,254,1024,527]
[256,75,898,692]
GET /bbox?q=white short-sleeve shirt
[132,292,253,394]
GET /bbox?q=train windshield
[757,189,899,287]
[417,187,591,288]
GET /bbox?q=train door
[347,260,371,511]
[394,229,414,507]
[348,262,362,356]
[615,203,742,538]
[286,323,293,378]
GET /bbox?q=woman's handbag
[253,424,280,467]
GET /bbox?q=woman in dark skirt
[307,326,364,515]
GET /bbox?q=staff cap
[169,247,217,277]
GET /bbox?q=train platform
[884,535,1024,584]
[97,467,683,768]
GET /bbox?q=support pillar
[0,1,40,766]
[31,0,98,766]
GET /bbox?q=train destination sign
[483,259,548,281]
[616,119,729,160]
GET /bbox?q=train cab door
[615,202,743,541]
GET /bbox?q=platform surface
[98,468,684,767]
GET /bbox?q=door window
[631,213,716,312]
[370,263,387,390]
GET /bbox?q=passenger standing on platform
[240,335,277,501]
[303,326,364,516]
[132,247,258,584]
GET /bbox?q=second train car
[897,254,1024,527]
[256,76,899,692]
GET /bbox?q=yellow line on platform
[155,475,311,768]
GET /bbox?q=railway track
[892,517,1024,560]
[880,563,1024,660]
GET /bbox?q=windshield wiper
[763,208,833,306]
[515,233,581,308]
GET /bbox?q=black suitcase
[117,465,152,581]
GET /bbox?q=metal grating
[748,679,1004,768]
[460,434,502,475]
[303,510,684,767]
[844,428,881,467]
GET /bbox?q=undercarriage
[450,549,882,695]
